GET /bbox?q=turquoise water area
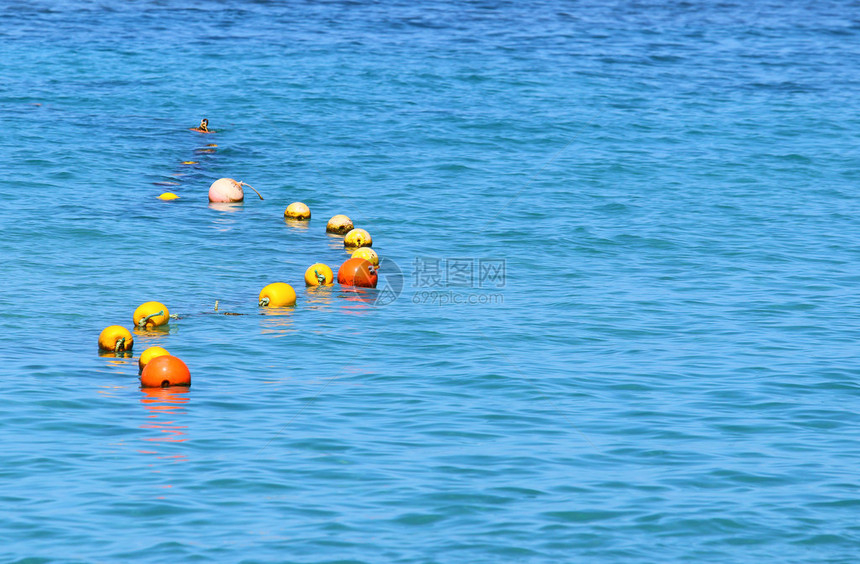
[2,0,860,561]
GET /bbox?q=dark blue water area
[2,0,860,561]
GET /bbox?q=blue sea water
[2,0,860,561]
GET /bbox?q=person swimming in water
[190,118,211,133]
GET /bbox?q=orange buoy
[140,355,191,388]
[326,214,354,235]
[285,202,311,220]
[139,346,170,373]
[304,263,334,286]
[259,282,297,307]
[98,325,134,352]
[338,258,378,288]
[344,228,372,249]
[133,301,170,329]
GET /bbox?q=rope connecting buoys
[304,263,334,286]
[326,215,354,235]
[285,202,311,220]
[208,178,264,203]
[344,228,372,249]
[158,192,179,200]
[139,346,170,373]
[338,258,378,288]
[98,325,134,352]
[140,355,191,388]
[351,247,379,266]
[259,283,297,307]
[134,301,170,329]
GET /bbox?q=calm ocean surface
[2,0,860,561]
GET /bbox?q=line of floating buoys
[337,258,378,288]
[326,214,354,235]
[285,202,311,220]
[304,263,334,286]
[259,282,297,307]
[139,346,170,373]
[133,301,170,329]
[98,325,134,352]
[116,120,394,392]
[140,355,191,388]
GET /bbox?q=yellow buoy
[139,346,170,373]
[304,263,334,286]
[344,228,372,249]
[98,325,134,352]
[158,192,179,200]
[326,214,354,235]
[133,301,170,329]
[259,283,297,307]
[351,247,379,266]
[285,202,311,220]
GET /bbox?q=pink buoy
[208,178,264,203]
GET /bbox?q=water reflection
[326,232,346,251]
[305,285,336,308]
[283,218,310,230]
[139,387,190,463]
[209,202,244,213]
[259,307,296,335]
[98,349,134,367]
[133,325,174,340]
[338,287,376,313]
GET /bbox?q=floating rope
[239,182,264,200]
[114,337,125,353]
[138,310,165,328]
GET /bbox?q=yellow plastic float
[134,301,170,329]
[304,263,334,286]
[139,346,170,373]
[326,215,354,235]
[351,247,379,266]
[344,228,372,249]
[98,326,134,352]
[259,283,297,307]
[285,202,311,220]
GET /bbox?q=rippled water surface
[2,0,860,561]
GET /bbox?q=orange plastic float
[285,202,311,220]
[338,258,377,288]
[134,301,170,329]
[98,325,134,352]
[139,346,170,373]
[304,263,334,286]
[326,214,354,235]
[344,228,372,249]
[259,282,297,307]
[140,355,191,388]
[351,247,379,266]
